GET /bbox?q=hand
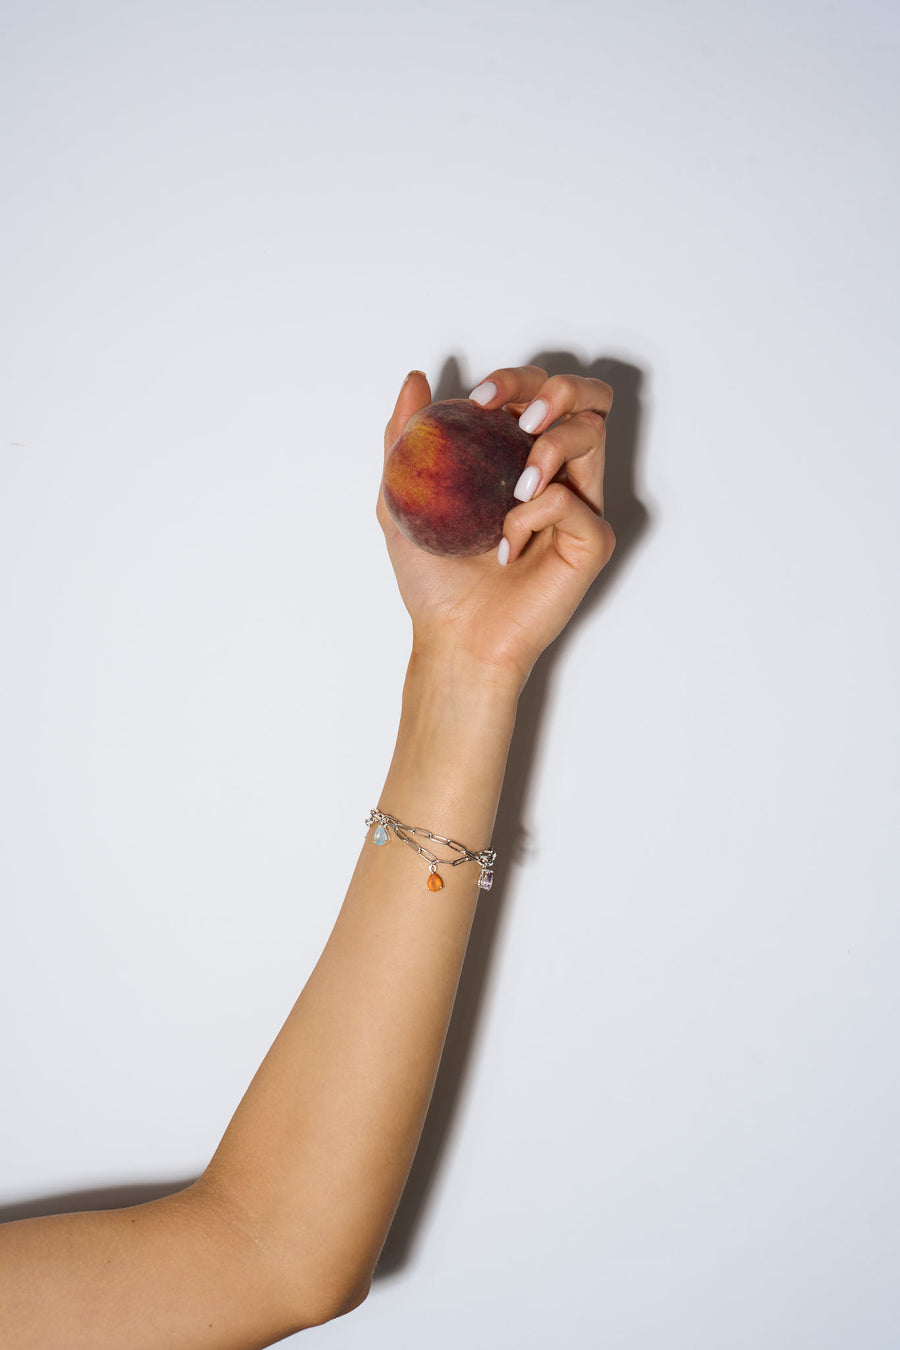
[377,366,615,692]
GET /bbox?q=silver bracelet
[365,808,496,893]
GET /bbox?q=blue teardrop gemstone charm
[374,825,389,846]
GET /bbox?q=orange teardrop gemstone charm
[426,871,444,892]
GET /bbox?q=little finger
[499,482,615,572]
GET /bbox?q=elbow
[287,1268,373,1331]
[185,1174,373,1336]
[322,1271,373,1325]
[340,1274,375,1317]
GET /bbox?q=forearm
[0,649,520,1347]
[0,362,612,1349]
[200,644,520,1311]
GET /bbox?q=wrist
[405,638,524,712]
[378,645,518,855]
[400,644,519,763]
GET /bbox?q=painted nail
[518,399,548,435]
[469,380,497,406]
[513,465,541,502]
[497,536,510,565]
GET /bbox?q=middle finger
[511,410,608,513]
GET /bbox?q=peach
[382,399,534,557]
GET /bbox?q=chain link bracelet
[365,808,496,893]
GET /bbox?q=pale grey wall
[2,2,898,1346]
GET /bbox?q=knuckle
[585,408,608,433]
[543,373,579,406]
[489,367,518,392]
[543,481,570,514]
[533,427,564,459]
[502,505,527,540]
[574,519,609,569]
[594,518,616,562]
[524,364,549,383]
[504,496,544,540]
[594,378,614,409]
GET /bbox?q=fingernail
[513,465,541,502]
[518,399,548,434]
[405,369,426,386]
[497,536,510,565]
[469,380,497,406]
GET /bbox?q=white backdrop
[2,2,899,1346]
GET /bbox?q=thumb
[384,370,431,461]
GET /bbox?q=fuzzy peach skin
[381,398,533,557]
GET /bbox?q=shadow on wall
[377,348,649,1275]
[0,349,651,1272]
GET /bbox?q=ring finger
[510,410,607,514]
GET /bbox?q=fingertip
[386,372,431,458]
[513,464,541,503]
[400,370,430,401]
[518,398,550,435]
[469,379,498,407]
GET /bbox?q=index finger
[468,365,549,416]
[469,369,613,433]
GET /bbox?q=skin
[0,364,614,1349]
